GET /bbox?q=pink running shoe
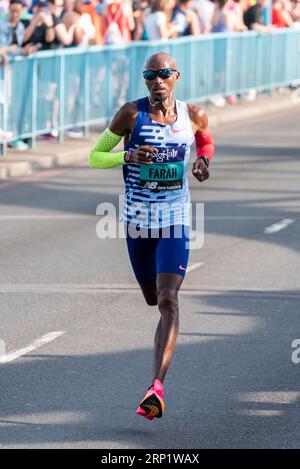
[136,379,165,420]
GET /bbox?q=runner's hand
[192,159,209,182]
[129,145,157,165]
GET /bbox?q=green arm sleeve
[88,128,126,169]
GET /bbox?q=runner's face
[144,62,179,101]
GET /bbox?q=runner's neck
[148,96,177,118]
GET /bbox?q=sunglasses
[142,68,177,80]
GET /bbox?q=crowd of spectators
[0,0,300,61]
[1,0,300,146]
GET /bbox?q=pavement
[0,91,298,181]
[0,101,299,449]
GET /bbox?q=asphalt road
[0,107,299,449]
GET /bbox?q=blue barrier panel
[0,65,5,155]
[1,30,300,155]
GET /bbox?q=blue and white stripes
[123,97,194,229]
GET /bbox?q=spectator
[291,0,300,23]
[272,0,294,27]
[172,0,200,36]
[80,0,104,44]
[144,0,178,40]
[0,0,32,52]
[243,0,274,31]
[192,0,215,33]
[49,0,64,18]
[102,0,134,45]
[61,0,80,31]
[62,0,96,45]
[212,0,237,32]
[0,1,39,150]
[47,0,79,46]
[0,0,9,19]
[20,1,33,25]
[22,0,66,143]
[60,0,96,139]
[232,0,247,31]
[62,0,74,13]
[132,0,150,40]
[23,0,58,49]
[0,1,37,79]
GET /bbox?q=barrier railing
[1,29,300,155]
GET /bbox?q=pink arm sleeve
[195,128,215,160]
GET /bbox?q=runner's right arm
[88,127,126,168]
[88,102,156,168]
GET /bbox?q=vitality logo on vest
[154,146,185,163]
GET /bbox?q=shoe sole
[137,392,164,419]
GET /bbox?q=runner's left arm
[188,104,215,183]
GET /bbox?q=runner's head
[143,53,180,102]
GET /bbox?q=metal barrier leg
[58,54,65,144]
[83,52,90,139]
[28,58,37,151]
[0,64,8,156]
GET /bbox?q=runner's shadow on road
[0,289,299,448]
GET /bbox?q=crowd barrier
[1,29,300,155]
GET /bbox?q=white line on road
[264,218,295,234]
[0,331,65,364]
[187,262,204,273]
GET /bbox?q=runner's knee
[158,288,178,317]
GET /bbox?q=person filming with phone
[23,0,59,49]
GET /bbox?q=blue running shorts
[126,224,190,284]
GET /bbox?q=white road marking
[238,409,283,417]
[237,391,300,404]
[264,218,294,234]
[187,262,204,273]
[0,331,64,364]
[0,411,87,426]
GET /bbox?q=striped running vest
[123,97,195,229]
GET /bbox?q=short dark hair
[10,0,24,6]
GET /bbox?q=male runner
[89,52,215,421]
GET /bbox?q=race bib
[140,146,185,191]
